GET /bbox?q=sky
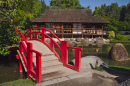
[44,0,130,11]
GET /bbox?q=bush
[116,35,125,40]
[107,31,115,39]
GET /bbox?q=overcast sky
[44,0,130,11]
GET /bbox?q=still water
[0,51,26,83]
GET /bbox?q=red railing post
[61,41,68,65]
[30,29,32,40]
[25,36,28,41]
[42,28,45,42]
[35,32,38,39]
[16,55,23,73]
[20,42,23,53]
[75,49,81,72]
[50,39,54,51]
[36,53,42,83]
[27,43,33,79]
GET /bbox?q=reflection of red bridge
[15,26,83,83]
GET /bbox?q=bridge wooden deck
[21,40,77,82]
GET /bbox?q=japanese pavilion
[31,9,109,38]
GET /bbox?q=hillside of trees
[93,3,130,32]
[0,0,130,56]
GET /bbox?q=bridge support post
[16,55,23,73]
[42,28,45,42]
[75,49,81,72]
[61,41,68,65]
[36,54,42,83]
[27,43,33,79]
[30,29,32,40]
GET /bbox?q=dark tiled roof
[31,9,109,23]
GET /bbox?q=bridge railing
[16,28,43,82]
[61,41,83,72]
[27,43,42,83]
[24,26,83,72]
[24,26,62,60]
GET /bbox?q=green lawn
[111,35,130,43]
[0,79,35,86]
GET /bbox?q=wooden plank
[42,66,77,81]
[33,55,59,63]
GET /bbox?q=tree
[125,3,130,22]
[120,5,127,21]
[50,0,81,9]
[105,3,120,20]
[0,0,48,56]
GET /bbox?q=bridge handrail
[15,28,27,44]
[24,26,61,42]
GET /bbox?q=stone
[70,38,75,41]
[76,37,82,42]
[64,38,70,41]
[96,37,104,43]
[70,56,104,69]
[109,43,129,61]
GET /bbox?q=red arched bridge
[15,26,83,83]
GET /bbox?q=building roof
[31,9,109,24]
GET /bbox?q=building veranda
[31,9,109,38]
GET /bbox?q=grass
[0,79,35,86]
[109,65,130,70]
[111,35,130,43]
[108,65,130,73]
[94,66,105,71]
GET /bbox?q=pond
[0,50,26,83]
[56,42,130,68]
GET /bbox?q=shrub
[116,35,125,40]
[107,31,115,39]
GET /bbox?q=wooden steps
[42,66,77,81]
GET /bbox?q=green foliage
[94,66,105,71]
[111,35,130,43]
[108,65,130,73]
[116,35,125,40]
[50,0,90,10]
[93,2,130,33]
[0,0,49,56]
[107,31,115,39]
[0,79,35,86]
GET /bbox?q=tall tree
[106,3,120,20]
[50,0,81,9]
[125,3,130,22]
[120,5,127,21]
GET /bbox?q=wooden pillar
[62,24,63,38]
[102,24,103,38]
[72,28,73,38]
[92,28,93,38]
[52,24,54,38]
[82,26,83,38]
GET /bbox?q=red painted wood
[27,43,33,79]
[16,55,23,73]
[19,59,23,73]
[75,49,81,72]
[50,39,54,51]
[61,41,68,65]
[30,29,32,40]
[17,26,83,82]
[42,28,45,42]
[36,53,42,83]
[35,32,38,39]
